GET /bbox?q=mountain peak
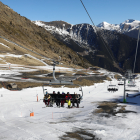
[124,19,135,23]
[97,21,110,28]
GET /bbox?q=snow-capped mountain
[97,19,140,34]
[33,20,140,72]
[33,21,97,50]
[33,20,71,36]
[33,19,140,41]
[97,22,120,31]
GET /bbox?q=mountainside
[34,20,140,73]
[0,1,91,68]
[1,0,140,72]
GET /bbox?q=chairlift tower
[122,78,126,103]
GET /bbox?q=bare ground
[60,129,101,140]
[95,101,137,118]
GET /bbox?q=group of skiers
[43,91,80,108]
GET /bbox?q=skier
[56,91,61,107]
[61,92,65,107]
[65,92,72,108]
[72,93,79,108]
[43,91,48,105]
[45,93,52,107]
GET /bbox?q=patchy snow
[33,20,70,36]
[0,53,22,58]
[0,43,10,48]
[25,54,49,66]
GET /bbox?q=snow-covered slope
[97,21,120,31]
[97,19,140,33]
[0,70,140,139]
[33,20,70,36]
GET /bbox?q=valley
[0,1,140,140]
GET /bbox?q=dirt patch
[21,70,49,76]
[0,81,43,90]
[106,77,112,81]
[60,129,100,140]
[0,59,6,64]
[95,101,137,117]
[114,74,122,80]
[74,71,88,76]
[73,76,107,86]
[47,72,66,77]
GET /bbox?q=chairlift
[127,80,136,87]
[125,80,139,92]
[107,85,118,92]
[125,86,139,92]
[42,60,83,107]
[118,81,124,86]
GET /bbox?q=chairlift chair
[125,85,139,92]
[118,81,124,86]
[42,60,83,107]
[107,85,118,92]
[125,80,139,92]
[42,82,83,107]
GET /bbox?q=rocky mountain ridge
[33,20,140,72]
[97,19,140,38]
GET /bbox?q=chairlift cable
[80,0,96,27]
[80,0,120,71]
[133,24,140,74]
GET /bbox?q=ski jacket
[65,94,72,100]
[45,94,51,100]
[74,94,79,100]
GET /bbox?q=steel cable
[80,0,120,70]
[133,24,140,73]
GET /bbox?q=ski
[67,106,84,109]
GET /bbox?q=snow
[97,19,140,33]
[0,43,10,48]
[0,53,22,58]
[97,21,120,31]
[25,54,49,66]
[0,66,140,139]
[33,21,70,36]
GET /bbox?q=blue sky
[1,0,140,25]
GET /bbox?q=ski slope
[0,76,140,140]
